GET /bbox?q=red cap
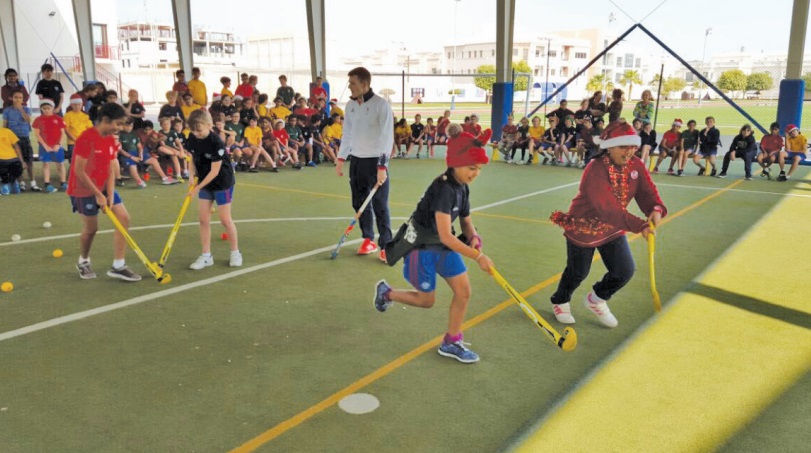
[446,129,491,168]
[785,124,799,134]
[597,121,641,149]
[69,93,83,104]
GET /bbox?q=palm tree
[619,70,642,100]
[586,74,615,93]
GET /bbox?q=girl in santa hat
[374,123,494,364]
[549,120,667,327]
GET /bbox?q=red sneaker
[379,250,387,263]
[357,238,379,255]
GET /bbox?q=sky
[116,0,811,62]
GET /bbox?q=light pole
[698,27,712,105]
[451,0,461,110]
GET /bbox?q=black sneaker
[745,175,752,180]
[77,262,96,279]
[716,172,727,178]
[710,167,717,177]
[698,166,705,176]
[677,169,684,177]
[762,168,771,180]
[270,167,279,173]
[777,171,787,182]
[107,266,142,282]
[248,167,259,173]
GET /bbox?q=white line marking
[0,182,578,342]
[657,183,811,199]
[0,240,362,342]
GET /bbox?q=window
[448,52,451,59]
[513,49,519,56]
[479,50,483,58]
[431,68,438,74]
[685,73,694,82]
[575,52,587,59]
[616,57,622,67]
[549,50,557,57]
[624,53,634,67]
[615,73,623,83]
[551,69,556,76]
[491,49,495,56]
[523,49,529,59]
[534,68,539,75]
[635,58,641,68]
[535,49,541,57]
[411,88,425,97]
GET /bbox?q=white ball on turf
[11,234,21,242]
[43,221,52,229]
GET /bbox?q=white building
[119,22,244,69]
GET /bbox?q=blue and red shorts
[199,186,234,205]
[70,191,122,216]
[403,249,467,293]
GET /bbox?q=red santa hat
[672,118,683,127]
[69,93,83,104]
[213,93,222,101]
[329,98,338,104]
[785,124,799,134]
[597,120,641,149]
[446,129,492,168]
[39,98,54,107]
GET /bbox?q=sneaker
[379,249,388,264]
[293,163,302,170]
[270,167,279,173]
[106,266,142,282]
[777,171,787,182]
[229,251,243,267]
[716,172,727,178]
[667,169,675,175]
[525,159,533,166]
[248,167,259,173]
[652,168,659,174]
[60,182,68,191]
[77,261,96,279]
[438,340,480,363]
[45,184,58,194]
[137,181,147,188]
[30,183,42,192]
[19,181,26,192]
[189,254,214,270]
[553,303,576,324]
[745,176,752,181]
[357,238,379,255]
[116,179,125,186]
[182,171,190,179]
[677,169,684,177]
[584,291,618,328]
[542,157,550,165]
[0,184,9,196]
[11,182,20,194]
[697,166,705,176]
[373,279,393,312]
[306,161,317,167]
[161,177,177,185]
[710,167,717,177]
[761,168,771,180]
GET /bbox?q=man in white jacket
[336,67,394,262]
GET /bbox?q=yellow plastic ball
[52,249,63,258]
[1,282,13,292]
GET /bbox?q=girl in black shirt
[718,124,757,180]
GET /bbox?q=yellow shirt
[244,126,263,146]
[786,133,807,153]
[0,127,20,159]
[331,105,344,117]
[529,125,545,140]
[187,79,207,106]
[395,125,409,139]
[221,88,234,98]
[257,104,268,118]
[181,104,201,120]
[323,123,343,143]
[63,110,93,144]
[269,106,291,120]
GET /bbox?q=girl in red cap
[549,120,666,327]
[374,123,494,363]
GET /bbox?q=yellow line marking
[230,181,744,452]
[472,211,553,225]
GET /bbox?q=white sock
[79,256,90,265]
[202,252,212,258]
[231,250,241,255]
[113,259,125,269]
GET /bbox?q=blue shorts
[403,249,467,293]
[541,142,555,150]
[39,145,65,163]
[199,186,234,205]
[786,151,806,162]
[70,191,123,216]
[698,148,717,157]
[123,152,141,167]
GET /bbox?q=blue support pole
[776,79,805,133]
[491,82,514,142]
[527,24,639,118]
[636,24,768,135]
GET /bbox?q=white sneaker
[189,254,214,270]
[584,291,618,328]
[553,303,575,324]
[229,251,243,267]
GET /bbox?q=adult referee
[336,67,394,262]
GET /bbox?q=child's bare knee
[419,292,436,307]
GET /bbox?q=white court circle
[338,393,380,415]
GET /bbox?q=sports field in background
[1,148,809,452]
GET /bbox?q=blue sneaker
[373,279,393,312]
[438,340,480,363]
[45,184,58,194]
[60,182,68,191]
[306,161,317,167]
[11,182,20,194]
[0,184,9,195]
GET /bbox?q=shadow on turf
[688,283,811,330]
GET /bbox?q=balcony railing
[94,45,119,60]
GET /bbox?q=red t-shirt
[311,86,327,100]
[235,83,254,99]
[172,81,189,94]
[437,117,450,135]
[293,107,318,122]
[273,129,289,146]
[661,130,681,148]
[67,127,118,197]
[502,124,518,135]
[32,114,66,147]
[462,122,482,137]
[760,135,783,153]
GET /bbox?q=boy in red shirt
[549,121,666,327]
[652,119,683,174]
[67,103,141,282]
[32,99,67,193]
[757,122,784,179]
